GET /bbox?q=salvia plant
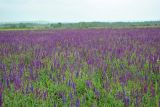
[0,28,160,107]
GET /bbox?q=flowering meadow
[0,28,160,107]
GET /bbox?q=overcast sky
[0,0,160,22]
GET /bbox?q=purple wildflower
[0,90,2,107]
[86,80,92,88]
[87,58,94,65]
[135,95,139,107]
[62,94,66,104]
[119,75,127,85]
[18,64,24,78]
[43,91,47,100]
[29,66,34,79]
[67,80,71,87]
[14,75,21,90]
[93,88,100,99]
[9,69,14,82]
[124,96,130,107]
[26,84,29,94]
[6,78,10,89]
[72,82,76,90]
[30,84,34,92]
[143,84,148,93]
[0,81,3,107]
[62,75,66,81]
[75,71,79,78]
[150,83,155,97]
[69,92,73,100]
[76,98,80,107]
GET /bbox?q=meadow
[0,28,160,107]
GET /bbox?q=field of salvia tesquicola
[0,28,160,107]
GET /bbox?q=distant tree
[80,22,88,28]
[50,23,62,28]
[19,23,26,28]
[50,24,55,28]
[8,24,17,28]
[57,23,62,28]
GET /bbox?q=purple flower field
[0,28,160,107]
